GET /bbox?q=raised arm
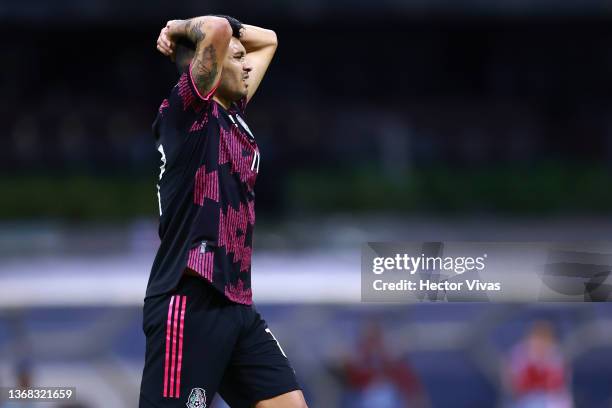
[239,24,278,102]
[164,17,232,98]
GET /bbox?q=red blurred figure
[504,321,573,408]
[339,321,429,408]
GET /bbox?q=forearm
[168,16,230,44]
[239,24,278,53]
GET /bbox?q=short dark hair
[213,15,243,39]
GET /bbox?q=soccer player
[139,15,308,408]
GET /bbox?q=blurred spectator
[332,320,429,408]
[1,361,34,408]
[503,321,573,408]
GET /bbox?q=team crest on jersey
[186,388,206,408]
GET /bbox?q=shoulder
[159,72,214,117]
[175,72,212,113]
[155,75,217,137]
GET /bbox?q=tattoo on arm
[191,44,218,93]
[185,19,206,43]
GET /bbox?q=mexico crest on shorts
[186,388,206,408]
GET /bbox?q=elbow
[269,30,278,49]
[205,16,232,39]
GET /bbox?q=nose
[243,62,253,73]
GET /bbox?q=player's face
[218,38,252,102]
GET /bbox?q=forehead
[228,38,246,54]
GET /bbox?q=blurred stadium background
[2,0,612,407]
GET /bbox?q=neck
[213,95,231,110]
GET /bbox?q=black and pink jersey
[145,68,260,305]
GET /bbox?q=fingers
[157,41,173,56]
[157,40,171,56]
[157,43,170,56]
[156,27,175,57]
[161,27,174,49]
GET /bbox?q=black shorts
[139,274,301,408]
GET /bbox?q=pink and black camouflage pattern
[146,69,259,305]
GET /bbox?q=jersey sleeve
[172,66,220,114]
[185,61,221,104]
[157,68,221,137]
